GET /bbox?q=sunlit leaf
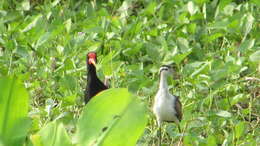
[31,121,72,146]
[216,110,232,118]
[242,13,254,37]
[235,122,245,139]
[187,1,197,15]
[21,14,42,32]
[231,94,245,105]
[207,135,217,146]
[0,76,31,146]
[238,39,255,52]
[75,88,148,146]
[249,50,260,62]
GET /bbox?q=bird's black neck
[87,64,97,78]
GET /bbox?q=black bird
[85,52,108,104]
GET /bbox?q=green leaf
[144,1,157,16]
[207,135,217,146]
[237,39,255,52]
[177,37,190,52]
[21,14,42,32]
[64,19,72,33]
[31,121,72,146]
[187,1,197,15]
[207,32,223,42]
[173,50,192,65]
[249,50,260,62]
[235,122,245,139]
[242,13,254,37]
[51,0,61,7]
[216,110,232,118]
[0,76,31,146]
[231,94,245,105]
[16,0,30,11]
[75,88,148,146]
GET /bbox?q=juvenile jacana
[85,52,108,104]
[152,65,182,146]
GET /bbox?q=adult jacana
[152,65,182,146]
[85,52,108,104]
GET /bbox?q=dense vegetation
[0,0,259,145]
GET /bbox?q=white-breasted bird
[153,65,182,145]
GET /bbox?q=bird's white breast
[153,90,178,124]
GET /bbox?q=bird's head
[87,52,97,67]
[159,65,174,77]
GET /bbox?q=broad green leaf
[51,0,61,7]
[144,2,157,15]
[242,13,254,37]
[16,0,30,11]
[237,39,255,52]
[207,135,217,146]
[65,19,72,33]
[21,14,42,32]
[31,121,72,146]
[207,32,223,42]
[173,50,192,65]
[216,110,232,118]
[177,37,189,52]
[76,88,148,146]
[235,122,245,139]
[249,50,260,62]
[231,94,245,105]
[0,76,31,146]
[187,1,197,15]
[223,4,235,15]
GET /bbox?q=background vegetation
[0,0,259,145]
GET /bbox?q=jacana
[152,65,182,146]
[85,52,108,104]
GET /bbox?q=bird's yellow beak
[89,58,96,67]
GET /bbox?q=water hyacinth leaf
[173,50,192,65]
[207,135,217,146]
[21,14,42,32]
[0,76,30,146]
[242,13,254,37]
[76,88,148,146]
[235,122,245,139]
[238,39,255,52]
[231,94,245,105]
[216,110,232,118]
[249,50,260,62]
[187,1,197,15]
[31,121,72,146]
[65,19,72,33]
[177,37,190,52]
[16,0,30,11]
[51,0,61,7]
[207,32,223,42]
[144,1,157,16]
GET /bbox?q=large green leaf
[0,76,31,146]
[75,88,148,146]
[249,50,260,62]
[31,121,72,146]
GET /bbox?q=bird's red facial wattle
[88,52,97,66]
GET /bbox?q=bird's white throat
[159,73,169,91]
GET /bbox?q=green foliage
[31,121,72,146]
[0,76,31,146]
[0,0,259,145]
[76,88,147,146]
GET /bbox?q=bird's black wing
[174,96,182,121]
